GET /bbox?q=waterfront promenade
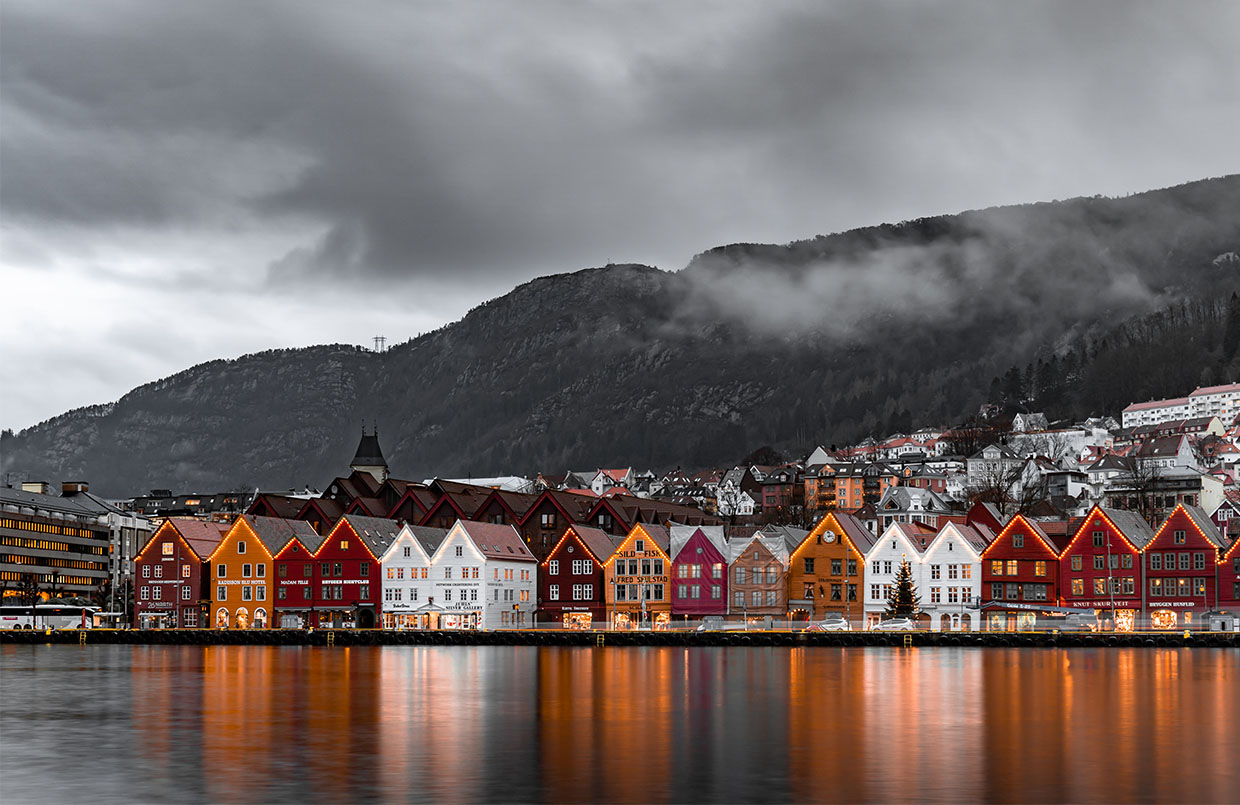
[3,628,1237,649]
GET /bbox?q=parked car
[869,618,916,632]
[805,616,851,632]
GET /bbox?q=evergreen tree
[884,559,921,619]
[1223,292,1240,360]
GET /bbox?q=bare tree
[1115,458,1165,525]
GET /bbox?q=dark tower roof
[351,427,388,469]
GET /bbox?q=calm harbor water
[1,644,1237,803]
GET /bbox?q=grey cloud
[2,2,1238,302]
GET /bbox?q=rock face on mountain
[4,177,1239,496]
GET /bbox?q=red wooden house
[308,515,400,628]
[387,486,438,525]
[272,529,327,628]
[1218,532,1240,615]
[517,490,596,561]
[670,525,729,620]
[979,514,1063,631]
[1143,504,1226,630]
[133,518,227,629]
[295,497,345,537]
[1058,507,1153,631]
[538,524,622,628]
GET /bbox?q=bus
[0,604,101,630]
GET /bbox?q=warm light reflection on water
[1,645,1237,803]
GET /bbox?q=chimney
[21,481,51,495]
[62,481,89,495]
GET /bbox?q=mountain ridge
[4,176,1238,496]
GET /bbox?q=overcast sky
[2,0,1238,432]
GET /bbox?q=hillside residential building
[875,486,952,531]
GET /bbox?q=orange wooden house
[208,515,319,629]
[786,511,875,623]
[602,523,672,629]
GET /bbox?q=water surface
[1,645,1236,803]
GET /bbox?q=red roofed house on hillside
[979,514,1063,631]
[538,524,622,628]
[133,518,228,629]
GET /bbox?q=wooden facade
[133,518,226,629]
[787,512,873,622]
[979,514,1062,631]
[538,525,620,628]
[602,524,671,629]
[1058,507,1152,631]
[670,526,728,619]
[1143,504,1226,629]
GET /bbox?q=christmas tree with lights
[884,559,921,619]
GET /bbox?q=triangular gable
[876,521,928,560]
[517,490,588,529]
[603,523,672,566]
[586,497,632,531]
[1060,505,1151,557]
[980,513,1060,559]
[542,524,620,568]
[795,511,868,562]
[1150,503,1227,550]
[428,520,488,564]
[380,524,435,564]
[421,493,470,525]
[316,517,379,561]
[924,521,986,562]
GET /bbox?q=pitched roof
[401,525,450,558]
[669,525,727,560]
[568,525,623,564]
[167,517,229,560]
[338,514,402,557]
[892,521,939,552]
[1123,397,1189,412]
[627,523,670,553]
[457,520,536,561]
[239,514,321,555]
[247,494,307,519]
[1189,383,1240,397]
[1178,504,1228,549]
[1095,507,1156,550]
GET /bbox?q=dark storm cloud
[3,0,1238,284]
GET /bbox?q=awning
[977,601,1096,615]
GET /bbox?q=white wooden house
[920,521,993,632]
[863,521,937,627]
[379,525,448,629]
[427,519,537,629]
